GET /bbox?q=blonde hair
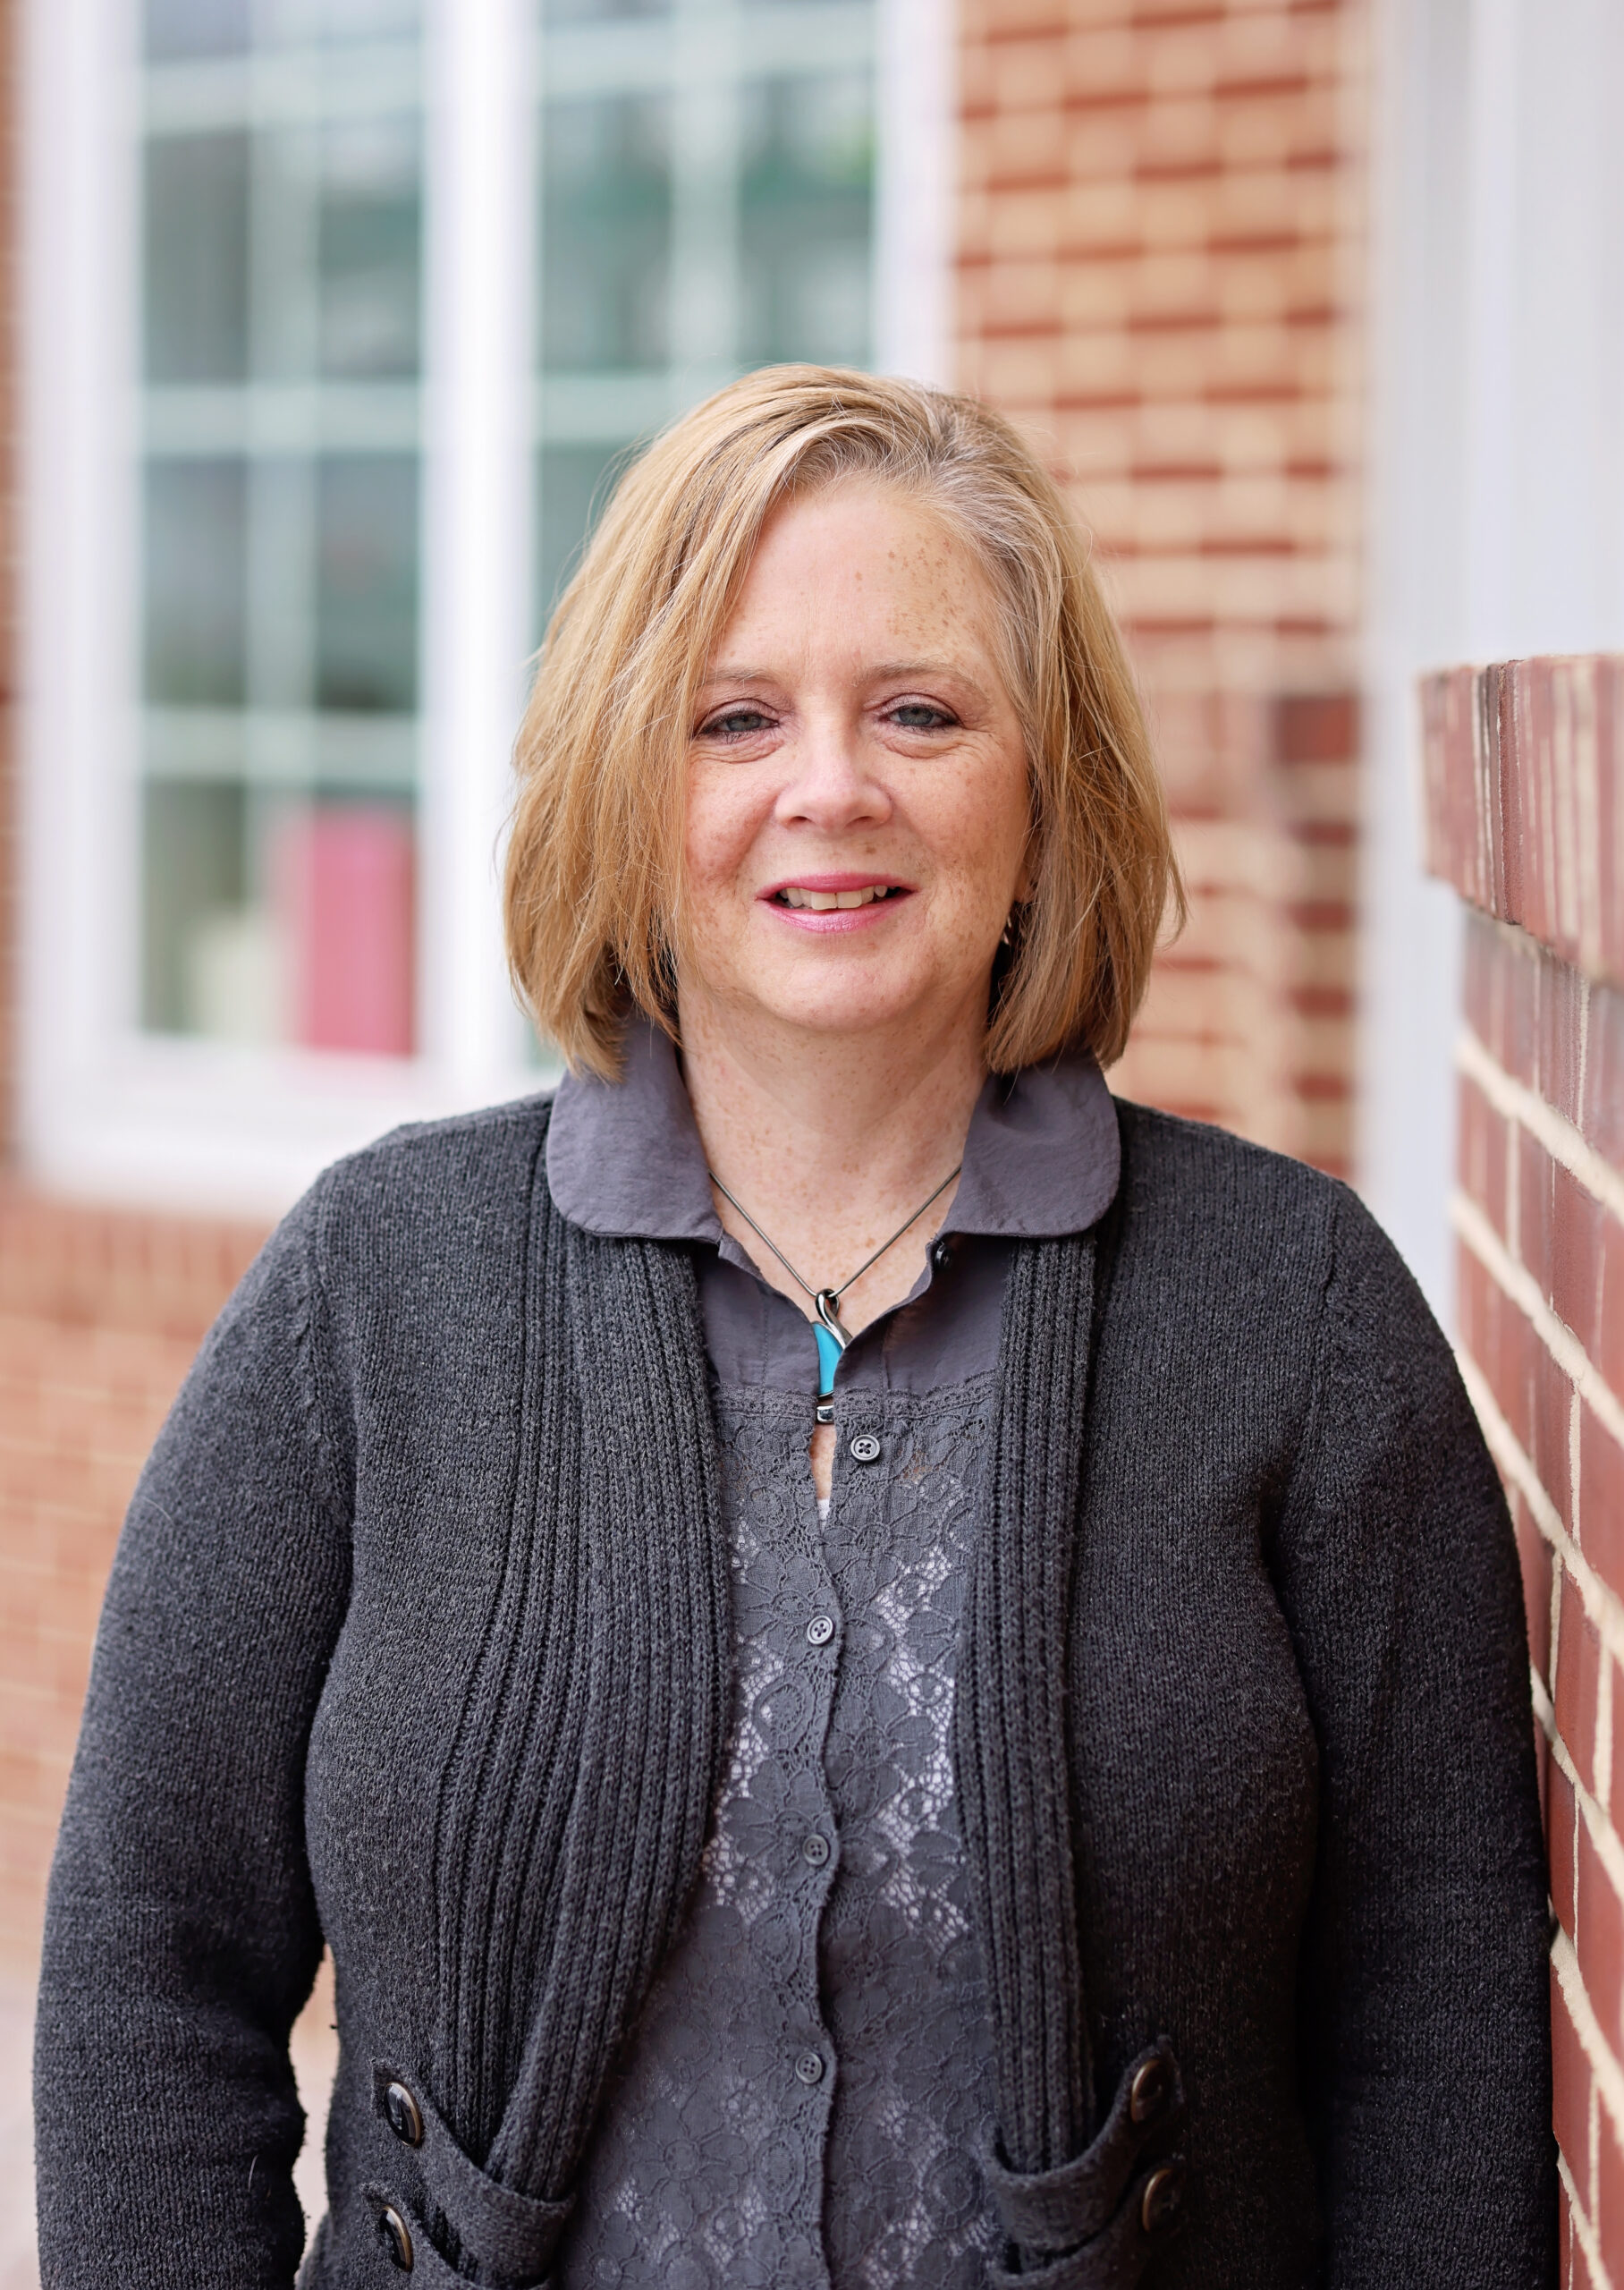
[505,365,1182,1078]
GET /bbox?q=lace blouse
[558,1377,1002,2288]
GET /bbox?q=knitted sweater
[33,1095,1555,2289]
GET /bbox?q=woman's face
[681,479,1032,1055]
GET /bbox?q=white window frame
[21,0,952,1217]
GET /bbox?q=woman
[36,369,1552,2288]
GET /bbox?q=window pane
[144,461,248,707]
[541,0,667,25]
[144,134,250,384]
[536,442,630,620]
[261,0,421,40]
[542,96,671,372]
[138,3,424,1061]
[141,779,249,1033]
[141,783,416,1052]
[318,115,422,377]
[317,456,419,713]
[740,72,872,367]
[145,0,251,58]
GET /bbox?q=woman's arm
[33,1185,354,2290]
[1273,1191,1556,2286]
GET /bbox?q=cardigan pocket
[369,2064,573,2288]
[981,2039,1188,2289]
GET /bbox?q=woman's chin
[724,980,952,1046]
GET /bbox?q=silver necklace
[706,1165,962,1352]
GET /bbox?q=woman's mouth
[772,884,906,911]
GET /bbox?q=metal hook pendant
[814,1289,852,1349]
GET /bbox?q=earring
[1000,909,1018,948]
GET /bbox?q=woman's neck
[676,990,989,1337]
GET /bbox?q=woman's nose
[774,726,892,829]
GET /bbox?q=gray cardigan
[33,1094,1554,2289]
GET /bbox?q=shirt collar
[547,1017,1121,1246]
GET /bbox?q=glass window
[542,95,672,373]
[145,0,253,61]
[143,133,251,381]
[533,0,877,623]
[740,71,873,368]
[138,2,423,1056]
[25,0,902,1208]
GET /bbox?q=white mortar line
[1452,1191,1624,1455]
[1553,1923,1624,2149]
[1458,1023,1624,1227]
[1544,1707,1624,1909]
[1558,2147,1610,2289]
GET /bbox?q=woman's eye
[889,702,956,732]
[701,708,774,740]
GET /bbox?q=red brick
[1458,1242,1536,1465]
[1431,656,1624,994]
[1581,974,1624,1175]
[1556,1608,1603,1803]
[1580,1407,1624,1604]
[1553,1963,1594,2219]
[1577,1811,1624,2057]
[1531,1333,1578,1544]
[1544,1152,1608,1361]
[1273,691,1358,766]
[1518,1132,1555,1285]
[1463,909,1594,1129]
[1597,2091,1624,2270]
[1552,1760,1579,1940]
[1514,1488,1554,1686]
[1597,1209,1624,1412]
[1421,665,1500,912]
[1459,1073,1510,1243]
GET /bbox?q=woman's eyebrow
[698,659,990,694]
[698,665,775,689]
[870,659,988,691]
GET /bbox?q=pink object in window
[275,804,415,1056]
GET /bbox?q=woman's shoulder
[1107,1094,1437,1355]
[266,1090,559,1310]
[316,1089,556,1203]
[1112,1093,1348,1217]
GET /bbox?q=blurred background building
[4,0,1624,2280]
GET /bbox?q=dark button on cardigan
[33,1093,1556,2288]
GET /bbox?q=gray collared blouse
[545,1028,1121,2288]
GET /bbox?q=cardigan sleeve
[1270,1189,1556,2286]
[33,1183,354,2290]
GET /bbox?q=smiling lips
[763,878,913,930]
[774,884,901,911]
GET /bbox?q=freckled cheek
[684,790,764,906]
[925,780,1028,928]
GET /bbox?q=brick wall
[0,1190,266,1964]
[958,0,1366,1172]
[1424,654,1624,2289]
